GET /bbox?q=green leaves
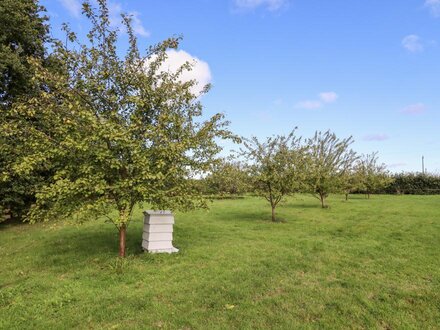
[304,130,358,207]
[2,1,232,254]
[356,152,392,197]
[0,0,51,221]
[203,159,251,196]
[241,130,306,221]
[240,129,362,212]
[0,0,49,106]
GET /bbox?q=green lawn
[1,195,439,329]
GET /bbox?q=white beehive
[142,210,179,253]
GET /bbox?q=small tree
[341,166,363,201]
[3,0,233,256]
[358,152,392,198]
[241,130,306,222]
[305,130,358,208]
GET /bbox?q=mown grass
[1,194,439,329]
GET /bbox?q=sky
[41,0,440,173]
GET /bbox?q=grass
[1,194,439,329]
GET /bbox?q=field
[1,195,439,329]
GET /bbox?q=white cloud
[295,91,338,110]
[401,103,426,115]
[130,12,150,37]
[234,0,288,12]
[57,1,150,37]
[149,50,212,96]
[108,2,150,38]
[425,0,440,17]
[319,92,338,103]
[108,1,123,25]
[363,134,390,142]
[402,35,424,53]
[295,100,322,110]
[59,0,81,18]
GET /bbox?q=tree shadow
[345,194,370,200]
[219,210,277,223]
[21,202,304,268]
[34,224,145,268]
[0,218,29,230]
[284,203,320,209]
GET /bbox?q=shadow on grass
[0,218,29,230]
[223,209,298,224]
[215,209,277,223]
[345,195,371,200]
[34,225,145,267]
[23,206,296,268]
[285,203,320,209]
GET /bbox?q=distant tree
[3,0,234,256]
[386,172,440,195]
[304,131,358,208]
[204,159,250,196]
[341,166,363,201]
[357,152,392,198]
[0,0,50,221]
[241,130,306,222]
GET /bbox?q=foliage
[0,0,49,106]
[357,152,393,198]
[304,130,358,208]
[385,172,440,195]
[341,167,363,200]
[0,0,51,222]
[2,0,234,256]
[203,159,251,197]
[240,130,306,221]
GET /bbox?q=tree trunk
[320,193,326,208]
[271,206,276,222]
[345,193,348,201]
[367,193,370,199]
[118,224,127,257]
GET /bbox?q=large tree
[241,130,306,222]
[3,0,233,256]
[0,0,50,221]
[0,0,49,106]
[305,130,358,208]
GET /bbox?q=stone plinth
[142,210,179,253]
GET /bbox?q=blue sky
[42,0,440,173]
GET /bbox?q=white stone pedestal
[142,210,179,253]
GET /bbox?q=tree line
[200,131,391,221]
[384,173,440,195]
